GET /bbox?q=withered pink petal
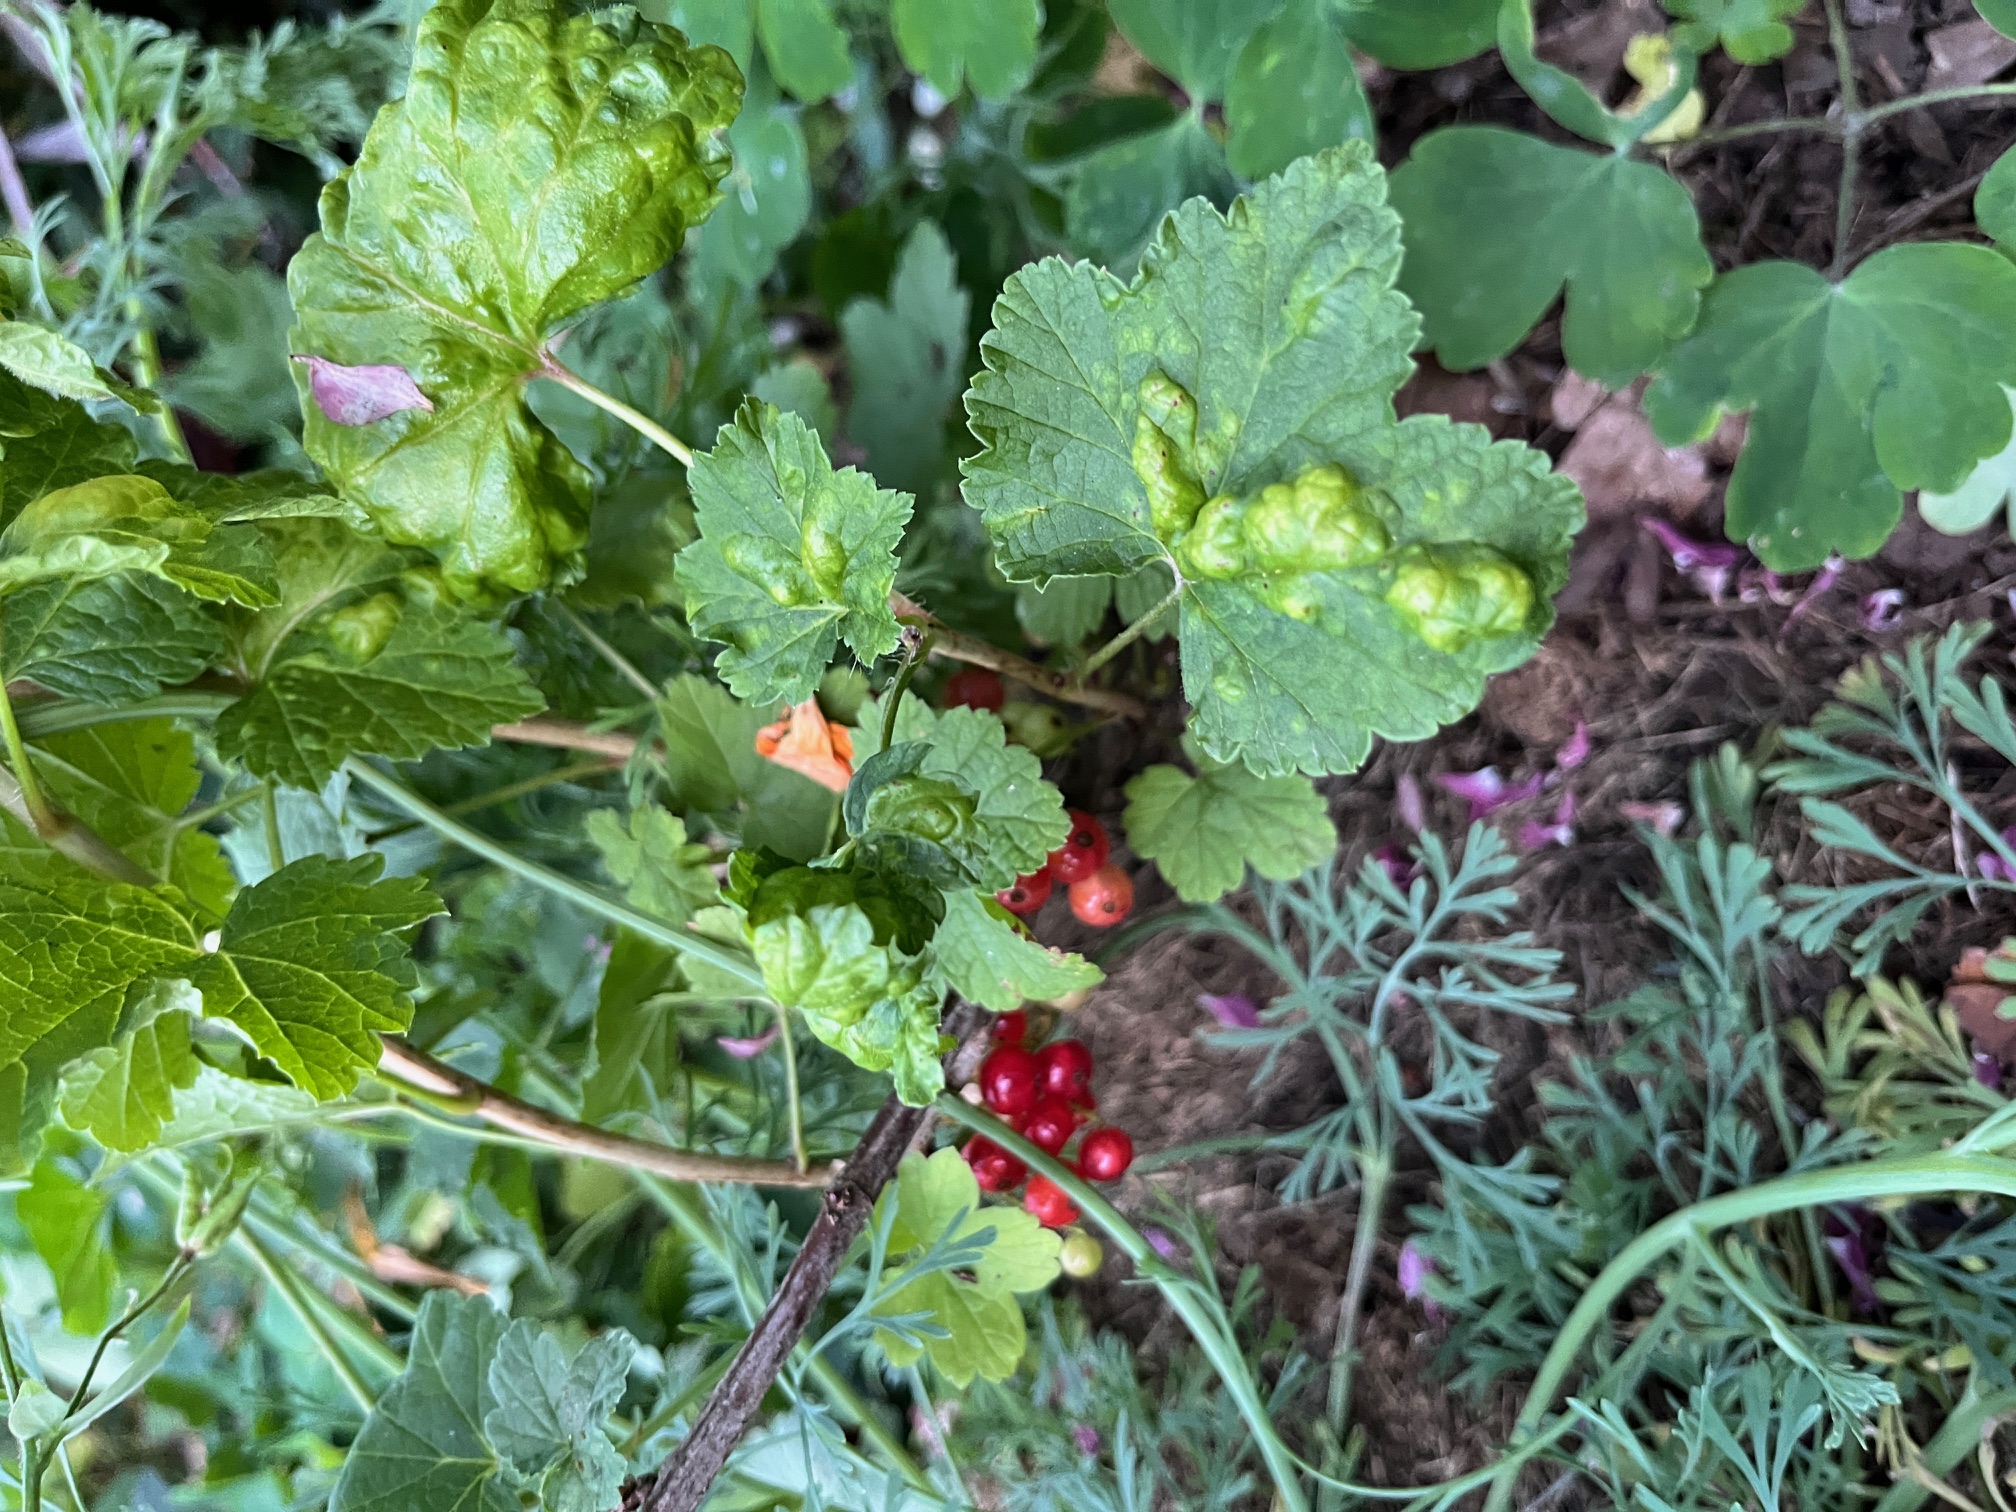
[1198,992,1261,1030]
[1395,772,1426,833]
[1861,589,1905,633]
[1373,842,1421,888]
[1619,800,1686,837]
[717,1026,780,1059]
[1555,721,1591,772]
[1781,555,1843,632]
[1398,1238,1433,1299]
[294,354,435,426]
[1434,767,1544,823]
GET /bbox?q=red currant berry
[1077,1126,1134,1182]
[1017,1095,1079,1155]
[1025,1174,1079,1228]
[1036,1040,1095,1107]
[992,1009,1029,1045]
[943,667,1006,712]
[979,1046,1041,1119]
[1069,864,1133,928]
[995,869,1052,916]
[1048,810,1111,884]
[964,1136,1026,1192]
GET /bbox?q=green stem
[130,325,189,461]
[1326,1141,1390,1434]
[15,691,236,739]
[240,1226,379,1412]
[344,760,767,992]
[1824,0,1861,278]
[557,601,662,703]
[368,757,622,841]
[0,674,57,835]
[1077,572,1181,680]
[0,1312,43,1512]
[261,783,285,874]
[1858,81,2016,124]
[1480,1152,2016,1512]
[63,1255,192,1420]
[773,1006,809,1174]
[879,632,932,751]
[1874,1380,2016,1512]
[539,358,695,468]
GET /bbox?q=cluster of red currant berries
[996,810,1133,929]
[962,1012,1135,1264]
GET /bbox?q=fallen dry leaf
[756,697,856,793]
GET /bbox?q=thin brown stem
[1825,0,1862,279]
[893,593,1148,721]
[491,718,643,760]
[624,1001,989,1512]
[375,1036,836,1189]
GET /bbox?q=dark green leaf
[1225,1,1374,180]
[1064,114,1232,269]
[1105,0,1275,98]
[1979,143,2016,250]
[842,223,970,493]
[892,0,1041,100]
[1335,0,1497,67]
[1,572,223,704]
[0,366,136,527]
[1664,0,1806,62]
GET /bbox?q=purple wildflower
[1781,555,1843,633]
[1643,518,1743,602]
[1822,1209,1882,1315]
[1974,1049,2003,1090]
[1618,800,1686,837]
[1072,1425,1101,1456]
[1861,589,1905,633]
[1396,772,1426,833]
[1198,992,1261,1029]
[1555,721,1592,772]
[717,1026,780,1059]
[1398,1239,1441,1322]
[1143,1226,1181,1261]
[1978,828,2016,884]
[1373,843,1422,888]
[1433,767,1544,823]
[1519,791,1577,851]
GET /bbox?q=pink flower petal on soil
[1619,800,1686,837]
[1434,767,1544,823]
[1373,843,1421,887]
[294,354,435,426]
[1781,555,1843,633]
[1643,518,1742,602]
[1198,992,1261,1030]
[1396,772,1426,833]
[1861,589,1905,633]
[717,1026,780,1059]
[1555,721,1591,772]
[1519,791,1577,851]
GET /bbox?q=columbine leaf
[1106,0,1267,99]
[870,1147,1061,1386]
[755,0,851,101]
[1390,126,1712,387]
[186,856,441,1100]
[1064,115,1232,270]
[891,0,1040,100]
[0,573,223,704]
[587,806,721,926]
[690,98,812,292]
[678,401,911,708]
[1334,0,1496,66]
[842,223,970,493]
[329,1291,514,1512]
[1644,245,2016,569]
[966,146,1581,775]
[1982,0,2016,39]
[288,0,740,596]
[1225,1,1373,180]
[1123,757,1334,903]
[215,600,544,791]
[57,982,199,1153]
[1921,388,2016,536]
[1664,0,1805,62]
[484,1323,635,1512]
[0,367,136,524]
[17,1160,118,1334]
[931,890,1100,1012]
[1980,143,2016,251]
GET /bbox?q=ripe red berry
[1077,1126,1134,1182]
[1036,1040,1095,1107]
[1017,1095,1079,1155]
[992,1009,1029,1045]
[1024,1174,1079,1228]
[1069,863,1133,928]
[963,1136,1026,1192]
[1048,810,1110,884]
[996,869,1052,916]
[979,1046,1041,1118]
[944,667,1006,712]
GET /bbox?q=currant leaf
[288,0,740,596]
[57,982,200,1153]
[1,573,222,705]
[587,805,721,926]
[484,1323,636,1512]
[215,600,544,791]
[1645,245,2016,570]
[1123,756,1334,903]
[1390,126,1713,387]
[1063,115,1232,270]
[965,146,1582,776]
[931,890,1101,1012]
[678,401,912,709]
[0,368,136,524]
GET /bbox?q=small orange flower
[755,697,855,793]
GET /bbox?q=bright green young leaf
[0,474,276,606]
[842,223,970,493]
[1064,114,1232,270]
[1,573,223,705]
[691,100,812,292]
[221,515,420,687]
[0,321,150,409]
[1664,0,1806,63]
[1335,0,1497,67]
[588,806,721,925]
[1978,144,2016,250]
[892,0,1040,100]
[17,1160,118,1335]
[1645,245,2016,569]
[1921,388,2016,536]
[215,600,544,791]
[582,933,681,1124]
[656,674,839,859]
[1225,1,1373,180]
[845,744,998,888]
[57,983,199,1153]
[931,890,1100,1011]
[1390,126,1712,387]
[871,1147,1060,1386]
[3,720,235,915]
[484,1323,636,1512]
[1106,0,1273,99]
[1977,0,2016,40]
[288,0,741,597]
[756,0,852,100]
[678,401,912,708]
[1123,757,1334,903]
[329,1291,514,1512]
[966,146,1582,776]
[0,368,137,525]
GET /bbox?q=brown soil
[1024,3,2016,1505]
